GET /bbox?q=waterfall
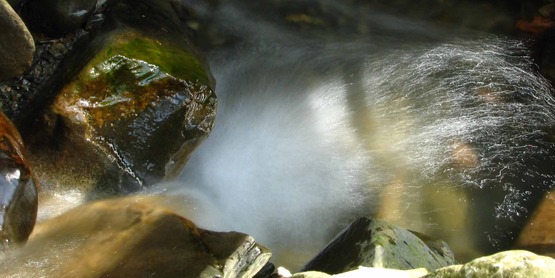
[148,0,555,269]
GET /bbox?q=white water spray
[142,0,555,269]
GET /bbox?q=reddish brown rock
[0,111,37,246]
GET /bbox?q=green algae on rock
[0,111,37,247]
[50,49,215,194]
[17,0,216,197]
[89,31,211,87]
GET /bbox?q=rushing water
[145,0,555,270]
[34,0,555,272]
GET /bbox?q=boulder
[0,197,271,277]
[0,0,35,80]
[427,250,555,277]
[25,0,216,196]
[302,217,455,274]
[0,111,37,246]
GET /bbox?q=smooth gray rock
[0,0,35,80]
[302,217,456,274]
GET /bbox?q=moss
[85,30,210,86]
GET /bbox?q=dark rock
[24,0,216,196]
[21,0,99,37]
[6,0,24,10]
[37,49,215,195]
[426,250,555,277]
[302,217,455,274]
[253,262,277,278]
[0,197,271,277]
[0,111,37,247]
[0,0,35,80]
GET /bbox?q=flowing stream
[37,0,555,271]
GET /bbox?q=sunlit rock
[427,250,555,277]
[0,0,35,80]
[0,112,37,246]
[51,49,214,194]
[26,0,216,195]
[514,190,555,258]
[21,0,98,37]
[0,197,271,277]
[302,217,455,274]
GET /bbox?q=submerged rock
[302,217,455,274]
[426,250,555,277]
[0,0,35,80]
[0,112,37,246]
[0,197,271,277]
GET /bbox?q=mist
[146,0,555,269]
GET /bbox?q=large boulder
[0,111,37,246]
[0,0,35,80]
[0,197,271,277]
[25,0,216,196]
[427,250,555,277]
[302,217,455,274]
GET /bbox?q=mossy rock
[28,27,216,196]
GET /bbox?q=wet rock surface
[302,217,455,274]
[40,48,215,194]
[0,197,271,277]
[20,0,216,196]
[0,0,35,81]
[0,112,37,247]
